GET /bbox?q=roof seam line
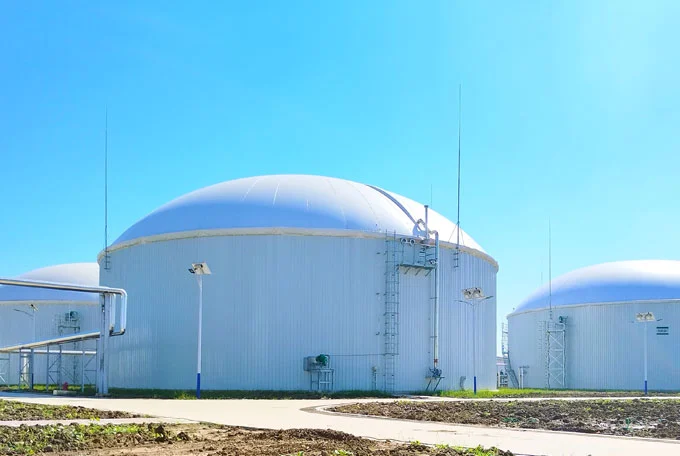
[366,184,418,225]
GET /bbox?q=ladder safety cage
[0,277,127,396]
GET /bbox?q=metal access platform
[0,332,100,392]
[0,277,127,395]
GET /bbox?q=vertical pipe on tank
[424,205,429,240]
[433,230,440,371]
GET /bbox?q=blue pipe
[196,373,201,399]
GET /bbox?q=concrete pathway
[1,394,679,456]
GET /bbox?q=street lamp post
[188,262,211,399]
[635,311,659,395]
[458,288,493,395]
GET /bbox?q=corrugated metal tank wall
[507,311,544,388]
[437,248,497,391]
[508,301,680,390]
[0,304,99,386]
[101,234,497,392]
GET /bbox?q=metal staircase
[501,323,519,388]
[505,355,520,389]
[384,232,400,392]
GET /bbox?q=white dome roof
[511,260,680,315]
[111,174,490,256]
[0,263,99,305]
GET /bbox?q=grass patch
[0,384,97,396]
[107,388,394,400]
[0,423,185,455]
[0,424,512,456]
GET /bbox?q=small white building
[0,263,100,386]
[508,260,680,391]
[100,174,499,392]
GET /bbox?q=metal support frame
[542,318,567,389]
[310,368,334,392]
[8,341,98,392]
[0,354,9,386]
[425,374,443,392]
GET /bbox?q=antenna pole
[455,84,462,248]
[104,108,109,270]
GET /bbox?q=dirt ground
[0,400,136,421]
[432,389,680,399]
[332,399,680,440]
[0,423,511,456]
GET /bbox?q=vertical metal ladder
[384,232,400,392]
[453,221,462,269]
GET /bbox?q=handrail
[0,332,101,353]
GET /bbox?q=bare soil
[0,423,511,455]
[332,399,680,440]
[0,400,136,421]
[432,389,680,399]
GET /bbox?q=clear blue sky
[2,1,679,351]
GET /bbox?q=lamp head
[635,312,655,322]
[189,262,211,275]
[463,287,485,300]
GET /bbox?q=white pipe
[0,332,101,353]
[110,294,128,337]
[17,349,97,356]
[424,205,429,240]
[109,296,116,333]
[0,277,126,296]
[432,230,440,370]
[118,293,127,335]
[0,277,128,336]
